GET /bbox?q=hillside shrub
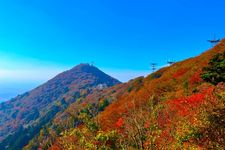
[201,52,225,85]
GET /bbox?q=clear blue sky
[0,0,225,101]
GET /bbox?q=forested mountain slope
[0,64,120,149]
[34,39,225,150]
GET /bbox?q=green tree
[201,52,225,85]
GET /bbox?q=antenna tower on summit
[90,61,95,66]
[151,63,157,73]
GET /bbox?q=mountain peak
[0,64,120,146]
[71,63,99,72]
[72,63,93,69]
[64,63,121,86]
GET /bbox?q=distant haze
[0,66,150,103]
[0,82,41,103]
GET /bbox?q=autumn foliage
[23,39,225,149]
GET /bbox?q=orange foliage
[169,93,205,116]
[115,118,124,128]
[189,70,202,85]
[173,68,189,79]
[144,121,150,129]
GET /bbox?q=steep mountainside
[28,39,225,149]
[0,63,120,149]
[25,76,141,149]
